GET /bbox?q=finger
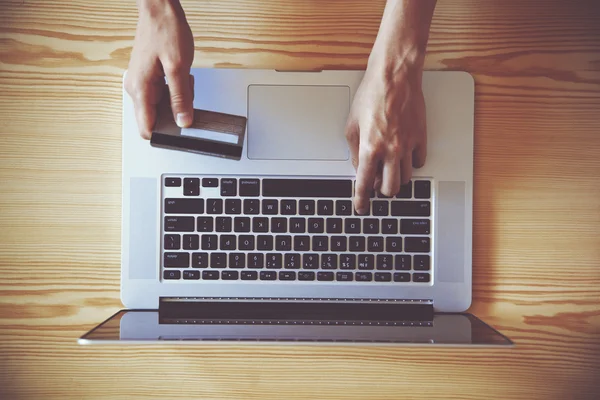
[380,153,401,197]
[166,69,194,128]
[354,147,379,215]
[401,150,413,184]
[128,80,164,140]
[345,116,360,170]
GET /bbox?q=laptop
[79,68,513,346]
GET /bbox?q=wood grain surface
[1,0,600,398]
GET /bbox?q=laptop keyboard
[161,176,432,284]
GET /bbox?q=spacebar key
[262,179,352,198]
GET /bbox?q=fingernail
[176,112,192,128]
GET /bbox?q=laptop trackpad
[247,85,350,160]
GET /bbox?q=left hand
[346,56,427,214]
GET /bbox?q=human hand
[346,0,435,214]
[125,0,195,139]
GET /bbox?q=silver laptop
[79,68,513,346]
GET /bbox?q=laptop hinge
[159,297,433,324]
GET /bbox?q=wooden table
[1,0,599,398]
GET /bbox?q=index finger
[354,147,379,215]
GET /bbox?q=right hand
[125,0,195,139]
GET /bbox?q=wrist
[137,0,183,18]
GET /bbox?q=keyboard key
[391,201,430,217]
[363,219,380,234]
[397,181,412,199]
[183,270,200,280]
[202,177,218,187]
[321,254,338,269]
[243,199,260,215]
[414,180,431,199]
[405,237,430,253]
[164,216,194,232]
[340,254,356,270]
[201,234,218,250]
[413,273,431,282]
[229,253,246,268]
[164,270,181,280]
[164,234,180,250]
[414,255,430,270]
[336,200,353,216]
[312,236,329,251]
[299,200,315,215]
[308,218,325,233]
[381,219,398,234]
[165,198,204,214]
[326,218,343,234]
[279,271,296,281]
[356,272,373,282]
[239,178,260,196]
[330,236,347,252]
[289,218,306,233]
[191,252,209,268]
[165,177,181,187]
[336,272,353,282]
[376,254,393,270]
[248,253,264,268]
[317,271,334,281]
[299,271,316,281]
[276,235,292,251]
[262,179,353,198]
[271,217,287,233]
[285,253,301,269]
[220,178,237,196]
[367,237,384,252]
[202,270,219,280]
[266,253,283,269]
[401,219,430,235]
[234,217,251,232]
[222,270,239,280]
[358,254,374,270]
[303,254,319,269]
[164,252,189,268]
[262,199,278,215]
[260,271,277,280]
[257,235,273,251]
[238,235,255,251]
[241,271,258,280]
[182,234,200,250]
[317,200,334,215]
[225,199,241,214]
[395,255,411,270]
[197,216,214,232]
[386,237,403,252]
[372,201,389,216]
[394,272,411,282]
[216,216,232,232]
[280,199,296,215]
[183,178,200,196]
[220,235,236,250]
[294,235,310,252]
[210,253,227,268]
[375,272,392,282]
[252,217,269,233]
[345,218,361,234]
[349,236,365,252]
[206,199,223,214]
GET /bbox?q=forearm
[370,0,436,73]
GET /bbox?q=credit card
[150,99,247,160]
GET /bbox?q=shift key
[164,216,195,232]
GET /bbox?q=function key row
[163,252,430,270]
[164,198,431,217]
[165,177,431,199]
[164,269,431,283]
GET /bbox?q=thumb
[166,71,194,128]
